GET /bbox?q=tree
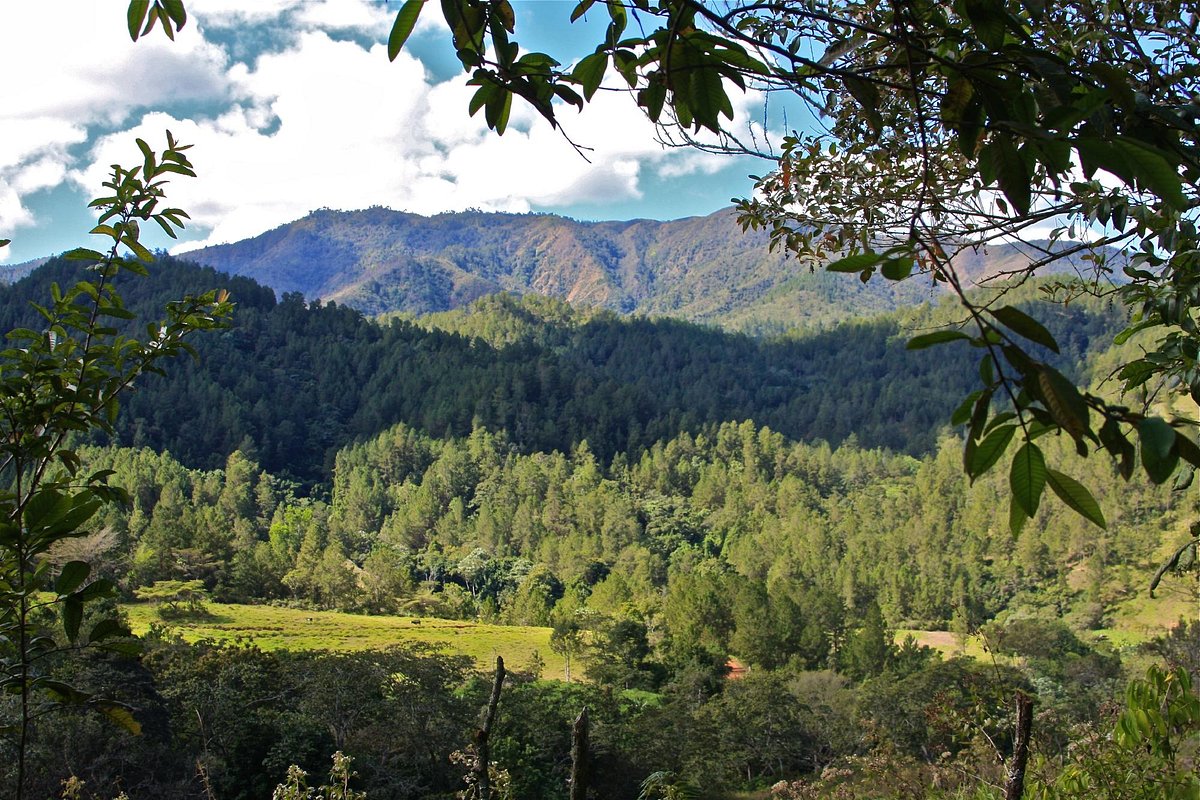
[376,0,1200,533]
[0,133,231,798]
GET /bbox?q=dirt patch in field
[904,630,958,650]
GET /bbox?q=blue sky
[0,1,772,264]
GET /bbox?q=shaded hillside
[0,257,1123,486]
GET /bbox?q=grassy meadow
[124,602,567,676]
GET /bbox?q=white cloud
[6,3,762,254]
[294,0,394,34]
[0,3,228,236]
[187,0,301,26]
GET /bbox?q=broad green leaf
[127,0,150,40]
[63,597,83,642]
[639,79,667,121]
[941,77,975,127]
[907,330,971,350]
[1009,441,1047,517]
[969,423,1016,480]
[990,136,1031,215]
[843,75,882,136]
[1076,137,1187,210]
[880,258,913,281]
[827,252,883,273]
[64,247,105,262]
[388,0,426,61]
[99,703,143,735]
[1112,138,1187,210]
[76,578,117,602]
[88,618,131,643]
[162,0,187,27]
[1046,470,1106,527]
[1009,495,1029,537]
[55,561,91,596]
[1139,417,1176,460]
[1174,433,1200,468]
[1139,417,1178,483]
[573,52,608,101]
[964,0,1007,48]
[570,0,597,22]
[687,62,733,131]
[951,389,987,426]
[990,305,1060,352]
[1036,365,1089,439]
[1113,319,1156,345]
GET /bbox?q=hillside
[0,257,1123,486]
[181,207,1108,332]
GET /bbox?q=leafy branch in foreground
[0,133,231,800]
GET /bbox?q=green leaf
[951,389,987,426]
[639,79,667,121]
[1036,365,1089,439]
[55,561,91,596]
[880,258,914,281]
[964,0,1007,48]
[99,703,143,735]
[907,330,971,350]
[969,424,1016,480]
[63,597,83,642]
[843,76,882,137]
[1174,433,1200,468]
[827,252,883,273]
[127,0,150,40]
[88,618,131,643]
[1076,136,1187,210]
[990,136,1031,215]
[1009,495,1029,537]
[1139,417,1178,484]
[1114,138,1187,210]
[388,0,426,61]
[570,0,597,23]
[990,306,1060,352]
[1009,441,1047,517]
[64,247,105,262]
[162,0,187,27]
[572,52,608,101]
[76,578,117,602]
[1046,470,1106,528]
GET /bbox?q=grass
[124,602,566,675]
[897,571,1195,668]
[895,629,992,660]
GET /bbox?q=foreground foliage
[0,136,230,799]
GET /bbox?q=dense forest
[0,256,1123,487]
[1,256,1195,799]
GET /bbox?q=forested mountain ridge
[179,207,1107,332]
[0,256,1124,487]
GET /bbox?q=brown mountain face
[180,207,1111,331]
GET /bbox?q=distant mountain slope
[0,257,48,285]
[181,207,958,330]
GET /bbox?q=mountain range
[180,206,1090,332]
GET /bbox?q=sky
[0,0,772,264]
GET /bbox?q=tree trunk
[569,706,589,800]
[473,656,505,799]
[1003,692,1034,800]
